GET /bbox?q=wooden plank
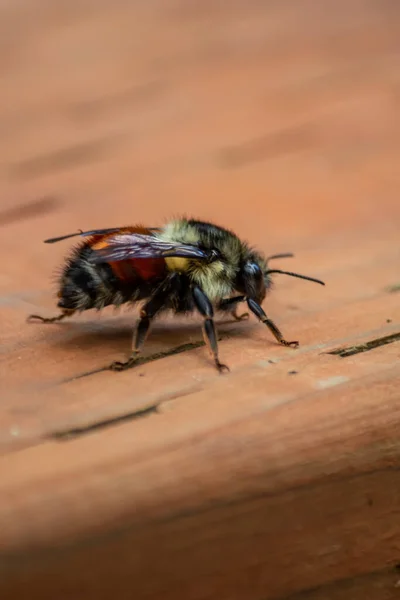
[282,567,400,600]
[0,369,399,598]
[0,0,400,598]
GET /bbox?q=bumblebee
[28,217,325,372]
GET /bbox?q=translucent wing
[89,233,209,263]
[44,227,161,244]
[44,228,122,244]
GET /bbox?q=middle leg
[110,277,176,371]
[193,285,229,373]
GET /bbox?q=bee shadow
[50,313,248,356]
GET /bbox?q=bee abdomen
[57,246,118,311]
[58,263,113,311]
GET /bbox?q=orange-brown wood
[0,1,399,598]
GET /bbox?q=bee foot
[109,358,138,372]
[232,310,249,322]
[215,361,230,374]
[27,314,65,324]
[281,339,299,348]
[27,314,45,323]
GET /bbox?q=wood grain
[0,0,399,598]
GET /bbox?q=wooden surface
[0,1,400,598]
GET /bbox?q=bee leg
[247,298,299,348]
[109,310,149,371]
[218,296,249,321]
[109,280,173,372]
[27,310,74,324]
[193,285,230,373]
[231,306,249,321]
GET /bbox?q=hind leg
[27,309,75,324]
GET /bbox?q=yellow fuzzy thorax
[164,255,231,301]
[160,219,247,301]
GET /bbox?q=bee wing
[89,233,209,263]
[44,228,122,244]
[44,226,161,244]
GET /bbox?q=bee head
[239,260,267,304]
[238,253,325,304]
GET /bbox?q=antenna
[266,253,294,265]
[266,269,325,286]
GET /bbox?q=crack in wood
[49,335,231,440]
[385,283,400,294]
[65,339,209,382]
[48,404,159,441]
[9,135,123,180]
[46,381,204,442]
[0,196,59,226]
[327,332,400,358]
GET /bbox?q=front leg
[217,295,249,321]
[193,286,229,373]
[247,297,299,348]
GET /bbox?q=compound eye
[244,262,262,278]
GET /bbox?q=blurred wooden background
[0,1,399,599]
